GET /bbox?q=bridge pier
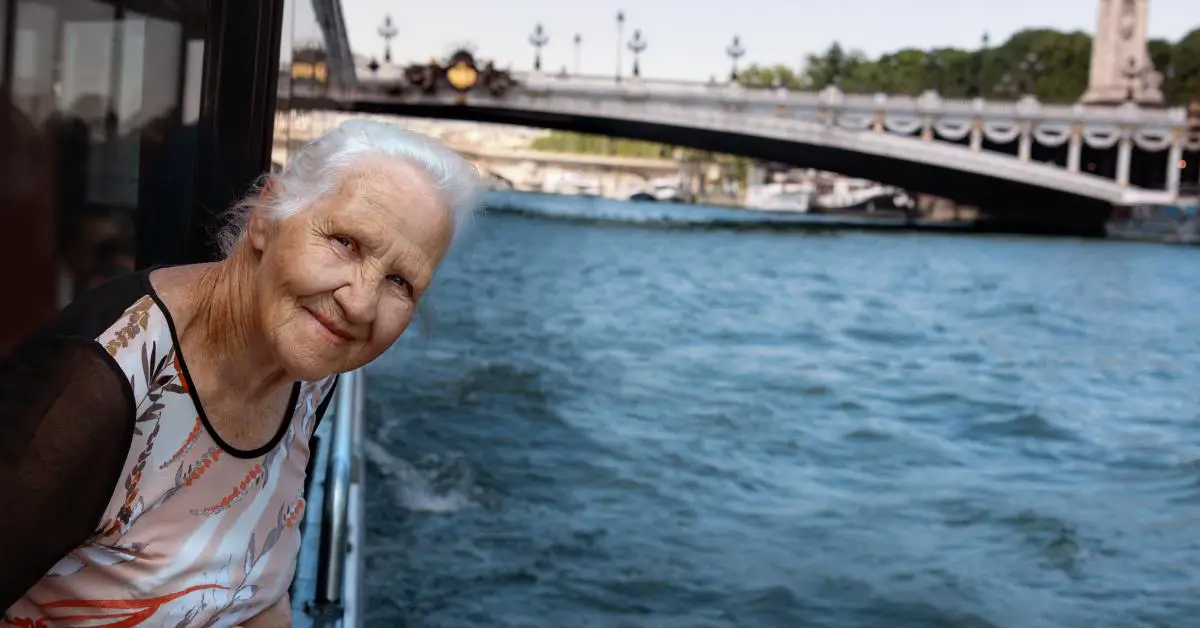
[1017,124,1032,162]
[1116,136,1133,186]
[1067,132,1082,174]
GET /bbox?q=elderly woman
[0,120,481,627]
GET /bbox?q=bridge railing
[352,70,1188,130]
[500,72,1189,129]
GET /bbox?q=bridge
[286,0,1198,234]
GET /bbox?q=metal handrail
[343,370,366,627]
[315,369,353,606]
[302,367,365,627]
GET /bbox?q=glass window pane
[0,0,8,74]
[0,0,207,354]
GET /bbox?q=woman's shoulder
[20,268,182,402]
[55,269,180,365]
[50,269,160,343]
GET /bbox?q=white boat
[544,171,603,196]
[744,181,814,213]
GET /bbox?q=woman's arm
[0,337,135,612]
[236,591,291,628]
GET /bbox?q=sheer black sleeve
[0,335,135,612]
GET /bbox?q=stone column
[969,119,982,152]
[1166,134,1183,196]
[1018,123,1033,162]
[1116,132,1133,186]
[1067,125,1083,173]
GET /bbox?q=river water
[361,192,1200,628]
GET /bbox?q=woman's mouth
[305,308,355,345]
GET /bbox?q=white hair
[216,119,484,258]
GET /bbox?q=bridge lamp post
[1018,52,1044,96]
[616,11,626,83]
[726,35,745,83]
[628,29,647,78]
[971,32,989,98]
[529,23,549,72]
[924,51,942,92]
[996,72,1019,100]
[881,55,899,93]
[574,33,582,75]
[377,15,397,64]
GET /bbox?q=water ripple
[363,199,1200,627]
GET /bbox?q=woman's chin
[276,340,354,382]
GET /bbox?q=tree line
[531,133,676,159]
[737,27,1199,105]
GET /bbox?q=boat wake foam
[364,439,477,514]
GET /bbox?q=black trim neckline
[140,266,300,459]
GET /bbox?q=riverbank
[484,190,1200,243]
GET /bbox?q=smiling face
[247,155,455,380]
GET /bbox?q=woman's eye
[388,275,410,290]
[333,235,355,250]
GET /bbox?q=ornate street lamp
[628,29,647,78]
[726,35,745,82]
[924,51,943,92]
[377,15,397,63]
[1019,51,1044,96]
[995,71,1019,99]
[616,11,625,82]
[971,32,989,98]
[882,55,899,93]
[529,23,549,71]
[574,33,582,75]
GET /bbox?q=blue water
[362,193,1200,627]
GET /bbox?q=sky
[288,0,1199,81]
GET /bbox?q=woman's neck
[183,249,291,404]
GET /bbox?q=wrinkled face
[248,156,455,380]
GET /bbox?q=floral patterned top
[0,269,337,627]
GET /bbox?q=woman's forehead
[309,159,454,261]
[337,157,438,209]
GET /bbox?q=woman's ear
[247,178,279,252]
[246,206,274,253]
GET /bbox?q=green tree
[532,131,677,159]
[736,64,804,89]
[1164,28,1200,105]
[734,28,1198,106]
